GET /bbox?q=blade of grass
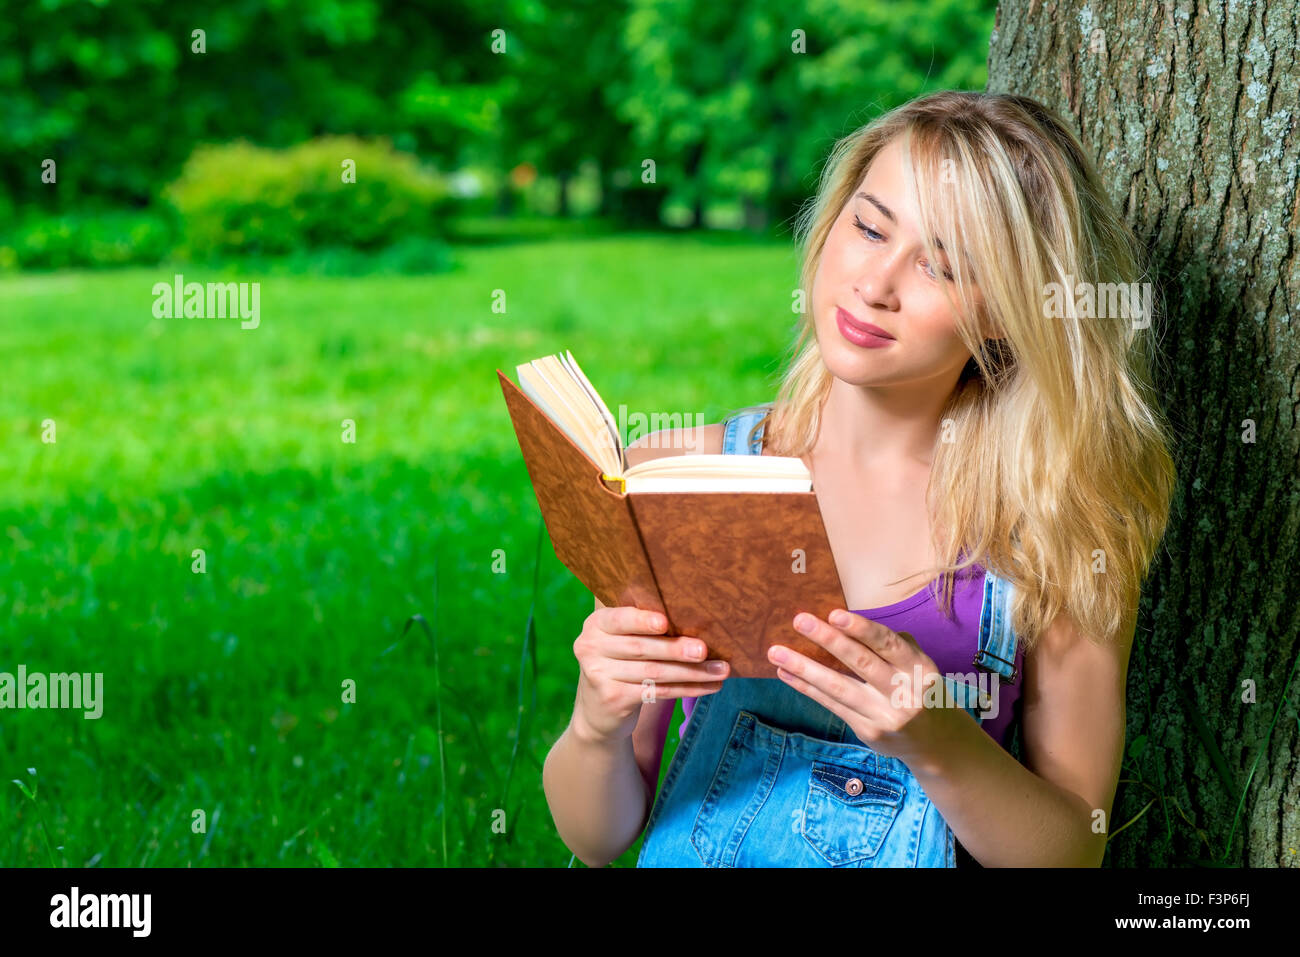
[433,682,497,781]
[278,805,332,861]
[391,613,496,793]
[401,551,447,867]
[11,770,58,867]
[1105,798,1155,842]
[495,516,545,859]
[1174,682,1238,801]
[1217,648,1300,863]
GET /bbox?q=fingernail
[706,661,728,675]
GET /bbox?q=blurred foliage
[0,208,177,271]
[0,0,506,211]
[611,0,998,228]
[195,235,458,277]
[0,0,997,264]
[163,136,452,261]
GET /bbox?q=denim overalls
[636,404,1021,867]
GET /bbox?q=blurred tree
[0,0,997,234]
[0,0,503,211]
[608,0,996,233]
[495,0,639,220]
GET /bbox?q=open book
[499,351,852,679]
[514,350,812,493]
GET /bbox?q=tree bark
[988,0,1299,866]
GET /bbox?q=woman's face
[811,136,981,388]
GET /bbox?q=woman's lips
[836,307,894,348]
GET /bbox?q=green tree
[493,0,639,219]
[0,0,503,211]
[608,0,996,232]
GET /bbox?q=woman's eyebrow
[857,191,894,222]
[856,190,946,251]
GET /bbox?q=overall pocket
[800,754,906,865]
[689,710,782,867]
[689,708,908,867]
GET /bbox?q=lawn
[0,231,803,866]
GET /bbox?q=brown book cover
[499,368,853,679]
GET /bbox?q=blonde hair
[756,90,1176,653]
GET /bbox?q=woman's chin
[820,337,893,382]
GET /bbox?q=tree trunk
[495,181,514,217]
[988,0,1299,866]
[598,162,622,219]
[596,162,666,227]
[556,170,571,219]
[684,141,706,228]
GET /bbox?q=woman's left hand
[770,609,963,766]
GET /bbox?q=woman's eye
[852,215,883,241]
[921,260,955,282]
[853,213,954,281]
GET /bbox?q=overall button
[845,778,864,796]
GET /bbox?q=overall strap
[974,569,1018,682]
[721,404,773,456]
[941,569,1019,719]
[722,403,1020,723]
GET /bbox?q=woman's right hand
[571,604,729,745]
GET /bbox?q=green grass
[0,231,802,866]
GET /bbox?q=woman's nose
[857,247,903,308]
[856,261,901,309]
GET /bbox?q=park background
[2,0,1295,868]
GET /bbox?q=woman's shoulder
[624,421,726,468]
[624,403,776,467]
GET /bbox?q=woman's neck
[814,372,960,474]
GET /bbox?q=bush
[198,235,457,277]
[0,209,177,271]
[164,136,452,262]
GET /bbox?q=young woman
[542,90,1176,867]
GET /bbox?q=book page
[625,476,812,493]
[517,359,617,474]
[515,363,572,439]
[623,452,811,493]
[624,452,809,478]
[560,351,624,473]
[535,355,621,475]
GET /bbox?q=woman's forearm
[905,709,1106,867]
[541,718,651,868]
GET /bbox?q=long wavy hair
[750,90,1176,653]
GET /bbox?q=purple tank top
[680,563,1024,751]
